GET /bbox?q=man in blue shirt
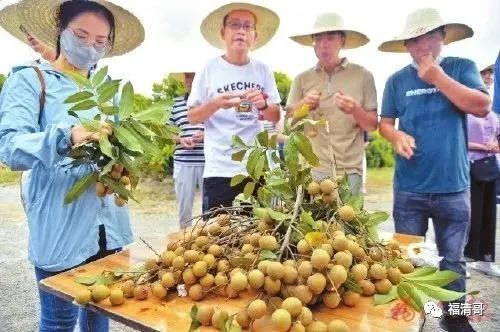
[378,8,490,332]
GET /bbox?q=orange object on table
[39,232,424,332]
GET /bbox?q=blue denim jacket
[0,63,132,272]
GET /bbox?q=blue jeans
[35,267,109,332]
[393,189,471,302]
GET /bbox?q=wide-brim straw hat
[200,2,279,50]
[289,12,369,49]
[16,0,145,57]
[378,8,473,53]
[479,64,494,73]
[0,3,31,45]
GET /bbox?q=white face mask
[60,28,108,70]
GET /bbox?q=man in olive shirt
[287,12,378,195]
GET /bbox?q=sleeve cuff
[56,126,72,155]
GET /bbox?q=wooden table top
[40,232,424,332]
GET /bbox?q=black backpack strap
[32,66,45,124]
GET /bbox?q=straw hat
[289,12,369,49]
[16,0,145,57]
[378,8,473,53]
[200,2,279,50]
[479,64,494,73]
[0,3,30,45]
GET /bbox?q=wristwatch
[257,98,268,111]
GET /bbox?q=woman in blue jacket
[0,1,144,331]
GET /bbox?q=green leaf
[374,286,397,305]
[243,181,256,199]
[404,270,460,287]
[80,118,101,132]
[230,174,247,187]
[397,283,410,301]
[344,279,363,294]
[68,111,79,118]
[305,232,326,247]
[63,70,91,88]
[403,266,438,278]
[122,123,161,156]
[95,272,116,286]
[291,132,319,167]
[259,249,278,261]
[400,282,425,311]
[300,210,315,225]
[256,131,269,147]
[266,208,289,221]
[91,66,108,87]
[101,176,137,202]
[96,79,121,95]
[246,149,261,179]
[254,155,265,180]
[97,80,120,104]
[413,283,465,302]
[99,134,117,159]
[366,225,380,242]
[189,305,200,332]
[99,105,119,116]
[70,99,98,111]
[229,257,253,269]
[269,134,278,150]
[64,172,97,204]
[113,268,127,278]
[111,124,143,153]
[132,101,170,123]
[127,119,156,137]
[365,211,390,227]
[284,141,299,178]
[232,135,247,149]
[231,149,246,162]
[74,275,99,285]
[257,187,273,207]
[118,152,140,175]
[64,91,94,104]
[119,81,134,119]
[345,195,363,212]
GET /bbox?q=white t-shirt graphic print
[187,56,280,178]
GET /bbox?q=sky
[1,0,499,98]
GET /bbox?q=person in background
[286,12,378,195]
[465,62,500,277]
[187,2,281,214]
[169,72,204,228]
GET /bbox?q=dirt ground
[0,180,498,332]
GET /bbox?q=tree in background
[133,93,153,112]
[365,131,395,168]
[0,74,6,93]
[274,71,292,106]
[151,74,186,103]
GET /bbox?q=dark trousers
[465,178,497,262]
[203,177,246,214]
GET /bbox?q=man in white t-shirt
[187,2,281,214]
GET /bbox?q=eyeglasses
[68,26,111,51]
[225,21,256,32]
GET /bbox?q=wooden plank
[39,233,424,332]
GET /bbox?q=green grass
[0,167,21,185]
[366,167,394,190]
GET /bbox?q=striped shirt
[169,95,205,165]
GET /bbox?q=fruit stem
[278,186,303,261]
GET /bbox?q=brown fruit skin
[374,279,393,295]
[323,291,341,309]
[328,320,349,332]
[281,297,303,318]
[247,299,267,319]
[119,176,131,186]
[110,170,122,181]
[342,290,361,307]
[307,321,328,332]
[91,285,110,302]
[369,263,387,280]
[236,310,250,328]
[359,280,376,296]
[115,195,127,207]
[297,306,313,326]
[121,280,135,298]
[133,285,149,301]
[307,273,327,295]
[320,179,336,194]
[188,284,204,301]
[338,205,356,222]
[271,309,292,332]
[307,182,321,196]
[95,182,106,197]
[387,267,402,285]
[151,282,167,299]
[75,289,92,305]
[196,305,214,326]
[398,260,415,274]
[109,289,125,306]
[211,310,228,329]
[294,285,313,305]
